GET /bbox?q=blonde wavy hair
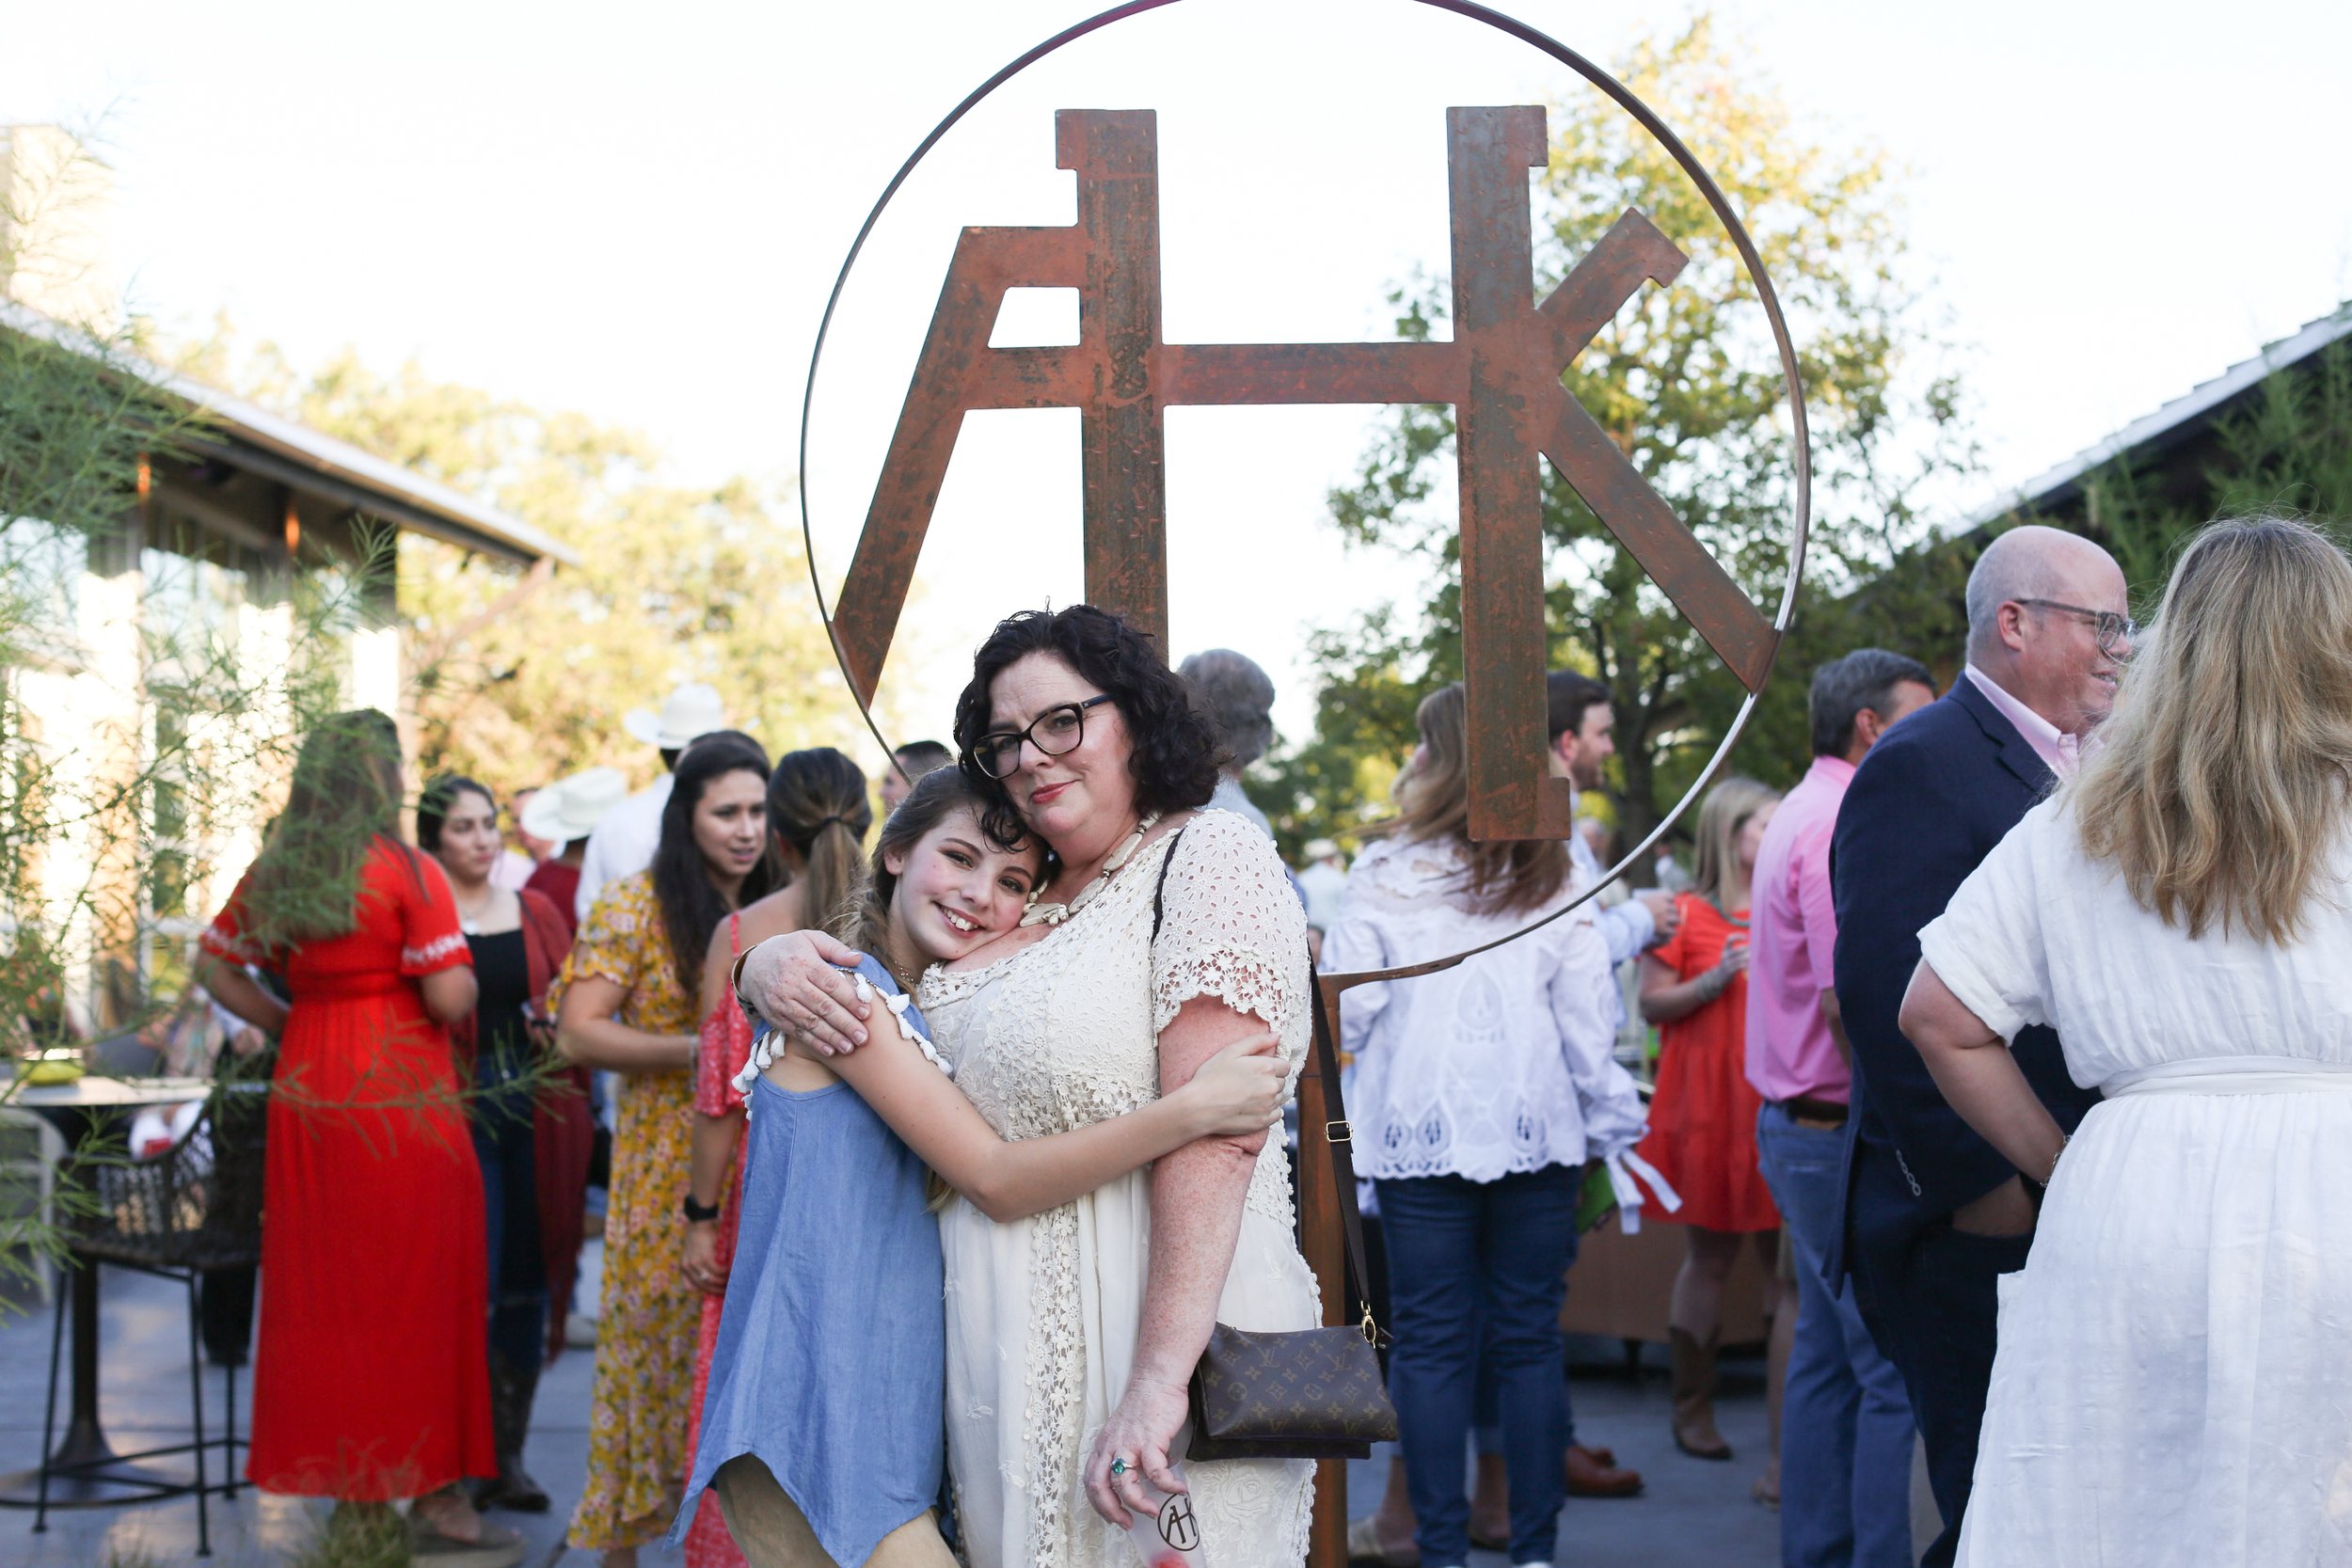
[1388,682,1569,915]
[2073,515,2352,943]
[1688,775,1779,911]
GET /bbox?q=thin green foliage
[291,1501,412,1568]
[0,129,570,1315]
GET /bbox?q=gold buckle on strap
[1325,1119,1352,1144]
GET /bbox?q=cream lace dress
[919,810,1319,1568]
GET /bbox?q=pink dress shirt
[1963,664,2077,780]
[1743,753,1855,1104]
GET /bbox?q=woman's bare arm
[419,968,478,1027]
[1639,947,1739,1024]
[1902,958,2066,1188]
[829,1020,1284,1224]
[556,974,693,1072]
[1087,993,1272,1523]
[683,1107,743,1294]
[196,956,290,1037]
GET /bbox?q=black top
[466,927,532,1123]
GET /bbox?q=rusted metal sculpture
[834,105,1773,844]
[798,6,1809,1560]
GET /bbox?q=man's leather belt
[1773,1094,1850,1125]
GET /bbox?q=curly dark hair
[952,605,1226,849]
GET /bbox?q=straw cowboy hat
[520,767,628,847]
[623,682,727,750]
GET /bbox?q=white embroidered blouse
[1322,832,1648,1182]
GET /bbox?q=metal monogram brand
[831,105,1775,842]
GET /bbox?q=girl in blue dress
[676,767,1287,1568]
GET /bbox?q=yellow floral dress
[552,871,701,1550]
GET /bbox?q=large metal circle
[798,0,1811,977]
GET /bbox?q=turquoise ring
[1109,1456,1131,1477]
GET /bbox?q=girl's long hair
[2074,515,2352,942]
[849,767,1037,990]
[1387,681,1568,915]
[767,748,872,940]
[650,733,775,999]
[241,708,416,948]
[1688,776,1777,911]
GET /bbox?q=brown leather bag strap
[1307,968,1379,1327]
[1151,826,1378,1325]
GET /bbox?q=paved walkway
[0,1268,1800,1566]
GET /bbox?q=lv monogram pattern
[1186,1323,1399,1461]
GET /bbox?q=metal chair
[33,1086,264,1556]
[0,1107,67,1304]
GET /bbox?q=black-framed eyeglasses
[2017,598,2137,657]
[970,695,1115,780]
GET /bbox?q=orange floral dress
[551,871,701,1550]
[1635,895,1780,1233]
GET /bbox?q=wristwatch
[682,1192,721,1225]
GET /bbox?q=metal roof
[1963,303,2352,531]
[1,300,577,568]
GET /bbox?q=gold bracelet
[2046,1131,2071,1184]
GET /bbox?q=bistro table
[0,1073,223,1511]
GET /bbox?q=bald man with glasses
[1828,526,2131,1567]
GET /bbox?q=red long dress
[1634,894,1781,1233]
[202,837,497,1497]
[683,913,751,1568]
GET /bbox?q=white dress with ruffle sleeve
[919,810,1319,1568]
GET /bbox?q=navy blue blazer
[1828,674,2100,1271]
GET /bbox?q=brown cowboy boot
[1669,1327,1733,1460]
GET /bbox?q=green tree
[1256,15,1976,861]
[181,341,872,797]
[2070,326,2352,592]
[4,136,394,1305]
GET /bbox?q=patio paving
[0,1264,1817,1567]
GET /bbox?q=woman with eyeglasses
[737,605,1319,1567]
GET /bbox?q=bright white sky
[6,0,2348,750]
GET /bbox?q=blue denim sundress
[673,956,947,1565]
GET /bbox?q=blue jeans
[1756,1103,1915,1568]
[472,1115,547,1373]
[1377,1166,1579,1566]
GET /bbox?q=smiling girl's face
[883,806,1045,969]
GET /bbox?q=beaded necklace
[1019,813,1162,927]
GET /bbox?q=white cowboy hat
[520,767,629,846]
[623,682,727,750]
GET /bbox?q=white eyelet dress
[1920,797,2352,1567]
[918,810,1319,1568]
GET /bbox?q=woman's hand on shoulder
[1170,1032,1287,1137]
[737,930,871,1054]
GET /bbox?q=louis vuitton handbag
[1182,958,1399,1462]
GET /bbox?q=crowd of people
[145,509,2352,1568]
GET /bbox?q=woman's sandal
[408,1516,527,1568]
[1345,1513,1422,1568]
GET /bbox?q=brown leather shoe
[1567,1442,1645,1497]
